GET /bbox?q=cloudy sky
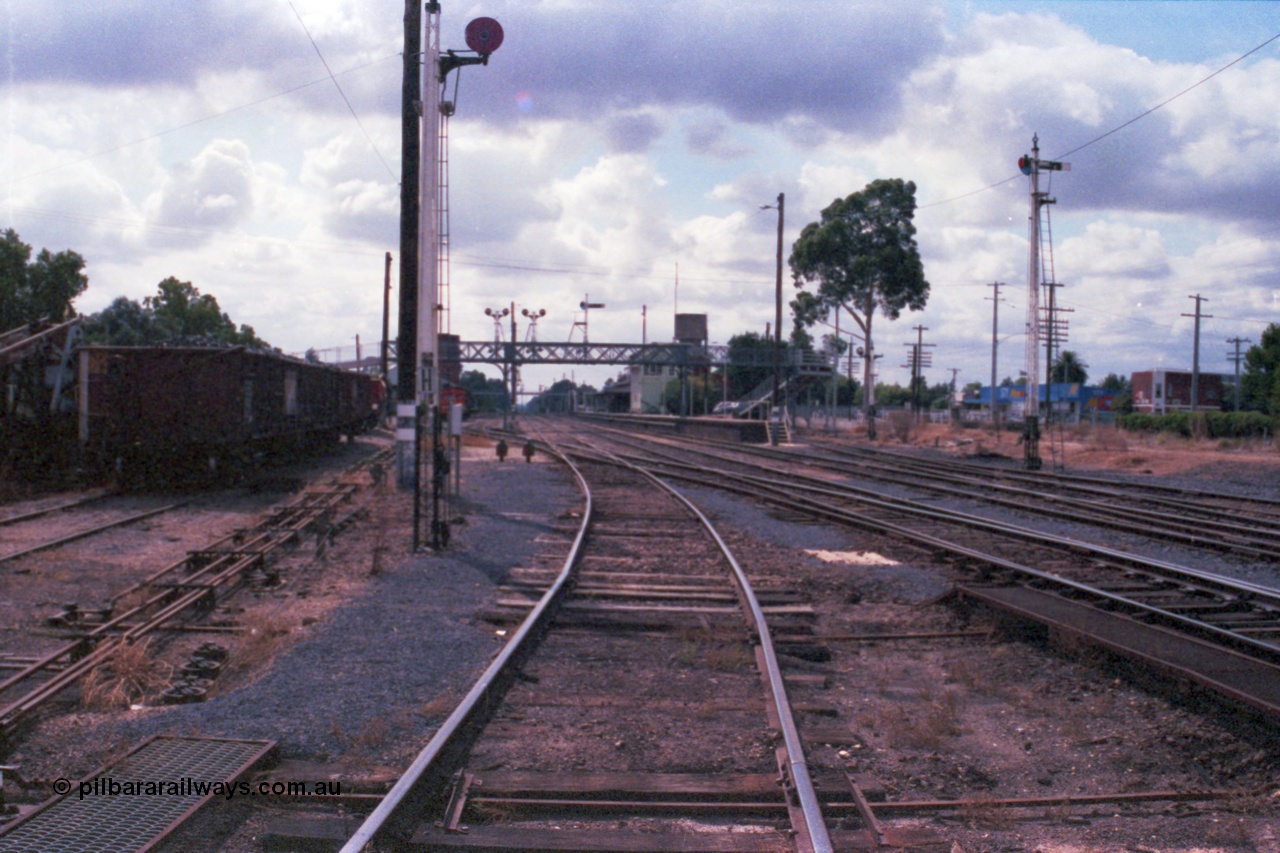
[3,1,1279,395]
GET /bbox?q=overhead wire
[0,54,399,191]
[919,28,1280,210]
[288,3,397,182]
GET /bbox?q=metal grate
[0,736,275,853]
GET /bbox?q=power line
[455,256,772,285]
[920,29,1280,211]
[288,3,397,181]
[2,202,387,258]
[1055,30,1280,161]
[0,55,399,191]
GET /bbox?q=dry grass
[369,487,392,577]
[1083,424,1130,452]
[884,688,962,750]
[703,643,754,672]
[352,715,391,751]
[419,694,458,718]
[886,411,915,443]
[669,624,754,672]
[81,638,173,710]
[959,793,1016,831]
[899,420,1280,478]
[214,607,295,689]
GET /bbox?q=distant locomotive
[77,346,379,480]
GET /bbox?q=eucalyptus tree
[789,179,929,438]
[1242,323,1280,416]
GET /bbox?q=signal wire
[288,2,397,181]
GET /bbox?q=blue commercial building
[966,383,1117,422]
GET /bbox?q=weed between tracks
[81,638,173,709]
[213,608,294,691]
[670,626,752,673]
[883,688,963,750]
[959,794,1016,831]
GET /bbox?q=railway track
[587,422,1280,562]
[536,420,1280,720]
[0,496,190,566]
[0,449,389,746]
[340,430,848,852]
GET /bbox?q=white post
[418,5,441,411]
[1025,135,1041,418]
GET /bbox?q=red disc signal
[465,17,504,54]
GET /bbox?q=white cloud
[146,139,256,243]
[3,0,1278,388]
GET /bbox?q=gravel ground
[8,446,581,787]
[5,429,1278,852]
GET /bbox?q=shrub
[1118,411,1275,438]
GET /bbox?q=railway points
[0,416,1277,851]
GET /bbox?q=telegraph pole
[986,281,1005,433]
[1227,336,1251,411]
[1183,295,1212,412]
[903,325,934,422]
[395,0,422,489]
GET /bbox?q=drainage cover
[0,736,275,853]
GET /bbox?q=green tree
[84,277,269,348]
[1241,323,1280,416]
[789,179,929,437]
[662,373,721,416]
[1050,350,1089,384]
[1099,372,1130,393]
[725,331,790,400]
[459,369,510,413]
[0,230,87,472]
[924,381,953,410]
[873,383,911,409]
[145,277,266,346]
[0,229,87,331]
[82,296,164,345]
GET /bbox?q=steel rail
[583,429,1280,610]
[0,480,360,736]
[539,425,1280,651]
[626,466,833,851]
[749,440,1280,554]
[0,491,112,527]
[338,443,592,852]
[589,424,1280,557]
[632,454,1280,663]
[0,502,190,565]
[556,432,834,853]
[850,442,1280,513]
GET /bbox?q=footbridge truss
[454,340,834,374]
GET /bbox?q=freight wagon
[77,346,377,481]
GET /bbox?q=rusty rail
[338,441,592,852]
